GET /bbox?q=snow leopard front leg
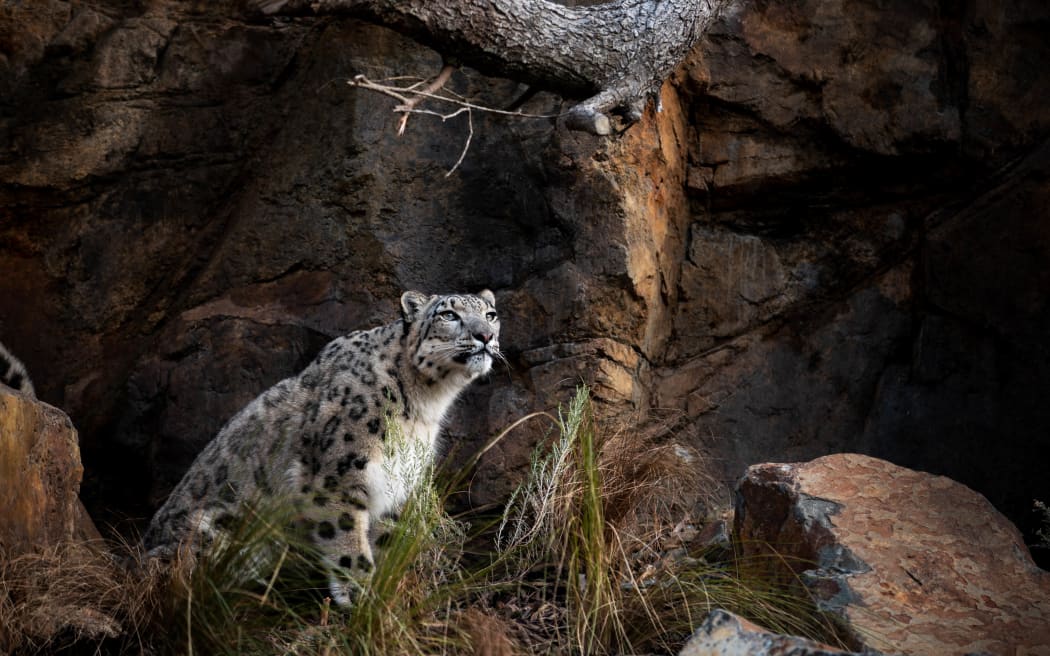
[300,471,377,606]
[322,505,374,606]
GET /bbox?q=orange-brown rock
[0,385,99,553]
[735,454,1050,655]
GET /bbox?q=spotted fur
[0,341,35,398]
[143,290,500,607]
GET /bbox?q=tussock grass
[145,498,327,655]
[495,386,844,654]
[0,386,842,654]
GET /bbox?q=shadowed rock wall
[657,0,1050,551]
[1,0,1047,549]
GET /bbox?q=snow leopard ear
[477,289,496,306]
[400,291,430,323]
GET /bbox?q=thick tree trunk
[254,0,728,134]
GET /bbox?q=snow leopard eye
[439,311,459,322]
[485,311,498,322]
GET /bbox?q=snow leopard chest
[365,417,441,519]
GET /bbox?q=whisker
[495,353,511,374]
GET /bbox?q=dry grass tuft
[455,608,520,656]
[596,423,713,551]
[0,539,146,653]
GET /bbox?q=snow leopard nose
[465,316,494,344]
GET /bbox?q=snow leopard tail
[0,341,36,398]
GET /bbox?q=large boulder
[735,453,1050,655]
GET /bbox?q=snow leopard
[143,290,501,606]
[0,340,35,398]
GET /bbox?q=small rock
[695,517,731,559]
[679,609,861,656]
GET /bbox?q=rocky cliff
[1,0,1048,553]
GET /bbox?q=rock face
[0,385,98,553]
[0,0,1048,548]
[679,609,858,656]
[735,454,1050,655]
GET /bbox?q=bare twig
[446,109,473,177]
[397,64,456,135]
[348,72,563,175]
[348,74,563,120]
[320,597,331,627]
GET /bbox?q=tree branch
[252,0,729,135]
